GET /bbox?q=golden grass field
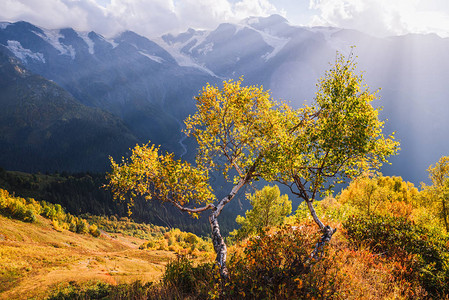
[0,215,177,299]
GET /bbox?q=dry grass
[0,215,176,300]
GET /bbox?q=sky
[1,0,449,39]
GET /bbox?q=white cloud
[0,0,283,38]
[172,0,280,31]
[308,0,449,37]
[1,0,447,38]
[0,0,120,35]
[174,0,233,30]
[106,0,179,36]
[233,0,279,19]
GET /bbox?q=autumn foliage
[151,220,435,299]
[102,52,449,298]
[0,188,100,236]
[155,175,449,299]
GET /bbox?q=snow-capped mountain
[0,21,216,160]
[160,15,449,185]
[161,15,299,83]
[1,16,448,184]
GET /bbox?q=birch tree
[106,53,399,278]
[261,53,399,258]
[107,78,290,278]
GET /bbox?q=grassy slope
[0,215,176,300]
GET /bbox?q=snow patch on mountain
[138,51,164,63]
[234,23,246,35]
[197,42,214,55]
[164,48,219,77]
[167,29,208,54]
[155,36,219,77]
[78,32,95,54]
[6,40,45,63]
[221,21,291,61]
[0,22,11,29]
[245,17,260,25]
[237,23,290,61]
[33,29,76,59]
[259,31,290,60]
[106,38,118,48]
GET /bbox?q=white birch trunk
[209,178,246,278]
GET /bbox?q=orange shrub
[226,221,423,299]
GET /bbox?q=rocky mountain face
[0,49,138,172]
[0,16,448,184]
[0,21,216,165]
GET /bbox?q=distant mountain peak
[240,14,291,37]
[12,21,42,31]
[242,14,288,26]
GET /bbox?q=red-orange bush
[344,214,449,298]
[228,222,322,299]
[226,221,423,299]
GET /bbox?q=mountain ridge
[1,16,448,184]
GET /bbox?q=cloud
[174,0,233,30]
[308,0,449,37]
[0,0,283,38]
[174,0,280,31]
[233,0,279,19]
[107,0,179,36]
[0,0,120,35]
[2,0,447,38]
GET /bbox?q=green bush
[0,189,38,222]
[139,240,156,250]
[75,219,89,234]
[68,221,77,233]
[47,281,109,300]
[344,214,449,297]
[41,203,56,220]
[82,215,167,240]
[47,280,153,300]
[88,224,101,237]
[0,188,100,237]
[23,208,36,222]
[185,232,198,245]
[163,256,213,297]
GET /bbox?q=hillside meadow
[0,189,214,299]
[1,170,449,299]
[0,213,175,299]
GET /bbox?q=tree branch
[163,197,215,214]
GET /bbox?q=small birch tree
[230,185,291,240]
[260,52,399,257]
[107,78,290,278]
